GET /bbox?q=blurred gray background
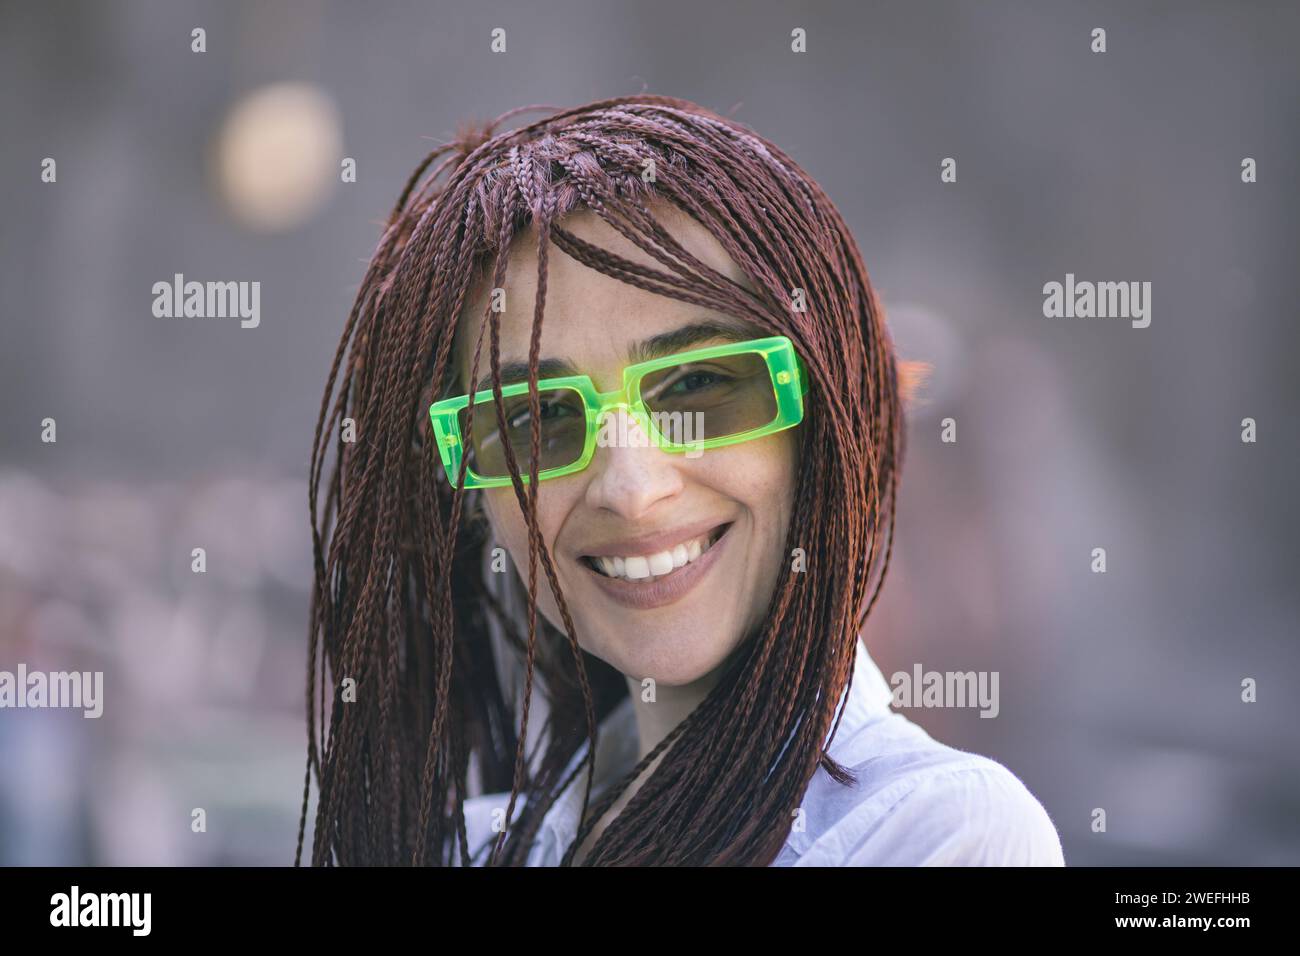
[1,0,1297,865]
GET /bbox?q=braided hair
[297,95,906,866]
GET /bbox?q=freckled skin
[453,203,799,697]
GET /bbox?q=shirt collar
[526,638,893,865]
[828,636,895,748]
[527,694,640,866]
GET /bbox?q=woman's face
[453,204,799,687]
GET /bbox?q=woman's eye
[508,399,571,429]
[664,367,729,394]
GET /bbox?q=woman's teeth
[591,530,719,582]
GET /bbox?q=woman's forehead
[453,203,758,381]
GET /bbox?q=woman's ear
[897,359,933,409]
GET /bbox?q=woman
[297,95,1064,866]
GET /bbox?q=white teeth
[587,529,722,582]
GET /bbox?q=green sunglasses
[429,335,809,489]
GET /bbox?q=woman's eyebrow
[472,357,578,394]
[471,319,754,393]
[626,319,754,364]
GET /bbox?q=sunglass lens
[638,352,777,443]
[459,387,587,479]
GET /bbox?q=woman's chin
[587,628,738,687]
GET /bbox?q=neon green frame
[429,335,809,489]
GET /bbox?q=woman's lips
[579,522,732,610]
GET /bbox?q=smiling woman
[299,95,1064,867]
[448,205,803,693]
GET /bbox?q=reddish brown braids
[297,94,908,866]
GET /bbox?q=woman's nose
[582,407,685,519]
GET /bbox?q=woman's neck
[622,658,727,763]
[571,664,726,865]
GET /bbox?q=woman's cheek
[483,492,531,576]
[484,489,569,625]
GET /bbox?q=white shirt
[460,638,1066,866]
